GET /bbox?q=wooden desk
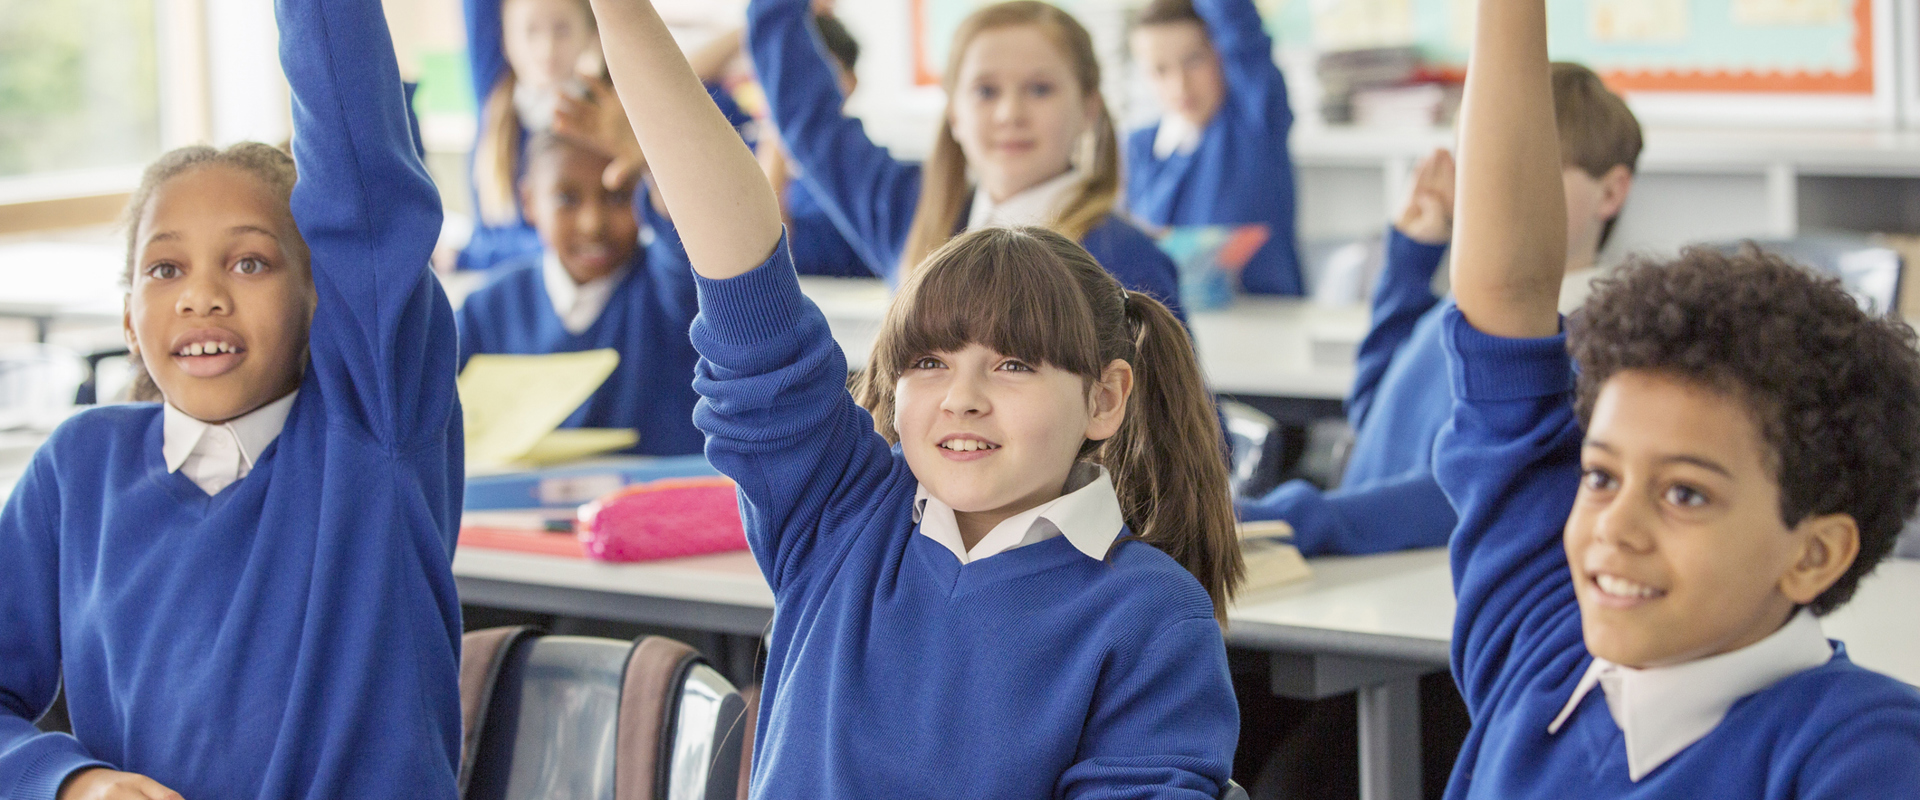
[797,277,1369,402]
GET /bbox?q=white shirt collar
[1547,609,1834,781]
[912,462,1124,564]
[162,389,299,495]
[967,170,1085,231]
[541,251,630,335]
[1152,114,1203,160]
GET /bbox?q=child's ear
[1779,512,1861,606]
[1597,164,1634,222]
[122,298,138,358]
[1083,358,1133,442]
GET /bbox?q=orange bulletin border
[1600,0,1875,94]
[912,0,940,87]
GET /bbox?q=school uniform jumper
[1238,228,1455,554]
[745,0,1186,317]
[1124,0,1302,296]
[692,239,1236,798]
[786,179,877,278]
[1434,307,1920,797]
[457,198,706,456]
[0,0,465,796]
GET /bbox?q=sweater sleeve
[462,0,506,110]
[1433,307,1584,717]
[1237,472,1456,556]
[1196,0,1290,133]
[688,234,900,596]
[1348,227,1449,430]
[0,454,111,800]
[747,0,922,278]
[282,0,461,451]
[1056,617,1238,800]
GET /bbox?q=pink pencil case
[576,477,748,562]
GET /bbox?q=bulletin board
[913,0,1882,96]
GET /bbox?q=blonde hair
[898,1,1121,279]
[472,0,597,227]
[118,142,304,402]
[857,227,1243,620]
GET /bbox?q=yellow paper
[459,349,622,468]
[518,428,640,466]
[1236,520,1313,593]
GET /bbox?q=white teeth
[1596,574,1661,599]
[941,439,996,452]
[179,341,236,356]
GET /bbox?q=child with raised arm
[746,0,1184,316]
[1240,62,1641,556]
[0,0,464,796]
[589,0,1241,795]
[1126,0,1301,295]
[1437,0,1920,795]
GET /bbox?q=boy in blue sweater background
[457,130,705,456]
[0,0,465,795]
[1239,62,1641,558]
[1126,0,1302,296]
[1438,0,1920,795]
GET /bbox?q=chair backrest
[1708,238,1903,316]
[459,628,750,800]
[1219,400,1277,496]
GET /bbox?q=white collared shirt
[1547,609,1834,781]
[1151,115,1203,160]
[913,462,1124,564]
[967,170,1086,231]
[162,390,299,495]
[542,252,630,335]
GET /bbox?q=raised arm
[463,0,509,109]
[1436,0,1584,717]
[1195,0,1290,127]
[592,0,900,593]
[1449,0,1563,338]
[280,0,458,447]
[590,0,779,277]
[747,0,924,273]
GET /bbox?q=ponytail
[473,73,524,227]
[862,226,1243,621]
[1099,290,1242,622]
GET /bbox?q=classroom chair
[1222,400,1279,498]
[459,627,751,800]
[1708,238,1903,316]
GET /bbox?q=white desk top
[449,543,1920,687]
[1292,124,1920,178]
[797,277,1367,401]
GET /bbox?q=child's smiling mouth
[168,328,249,379]
[1587,570,1668,609]
[937,433,1002,461]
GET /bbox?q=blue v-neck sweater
[745,0,1186,319]
[1238,228,1456,554]
[1434,308,1920,797]
[0,0,464,796]
[690,240,1236,798]
[1124,0,1301,296]
[457,201,705,456]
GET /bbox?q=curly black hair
[1569,245,1920,615]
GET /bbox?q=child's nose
[1590,493,1656,554]
[940,372,991,416]
[175,270,233,316]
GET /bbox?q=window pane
[0,0,160,178]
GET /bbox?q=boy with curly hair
[1435,0,1920,794]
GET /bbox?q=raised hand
[1395,148,1455,246]
[552,76,647,191]
[59,769,185,800]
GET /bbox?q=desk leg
[1357,676,1420,800]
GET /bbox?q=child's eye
[146,262,181,280]
[1664,484,1709,508]
[996,359,1034,373]
[1580,468,1617,492]
[974,84,999,101]
[1027,82,1055,98]
[556,192,580,207]
[909,356,945,370]
[233,257,269,275]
